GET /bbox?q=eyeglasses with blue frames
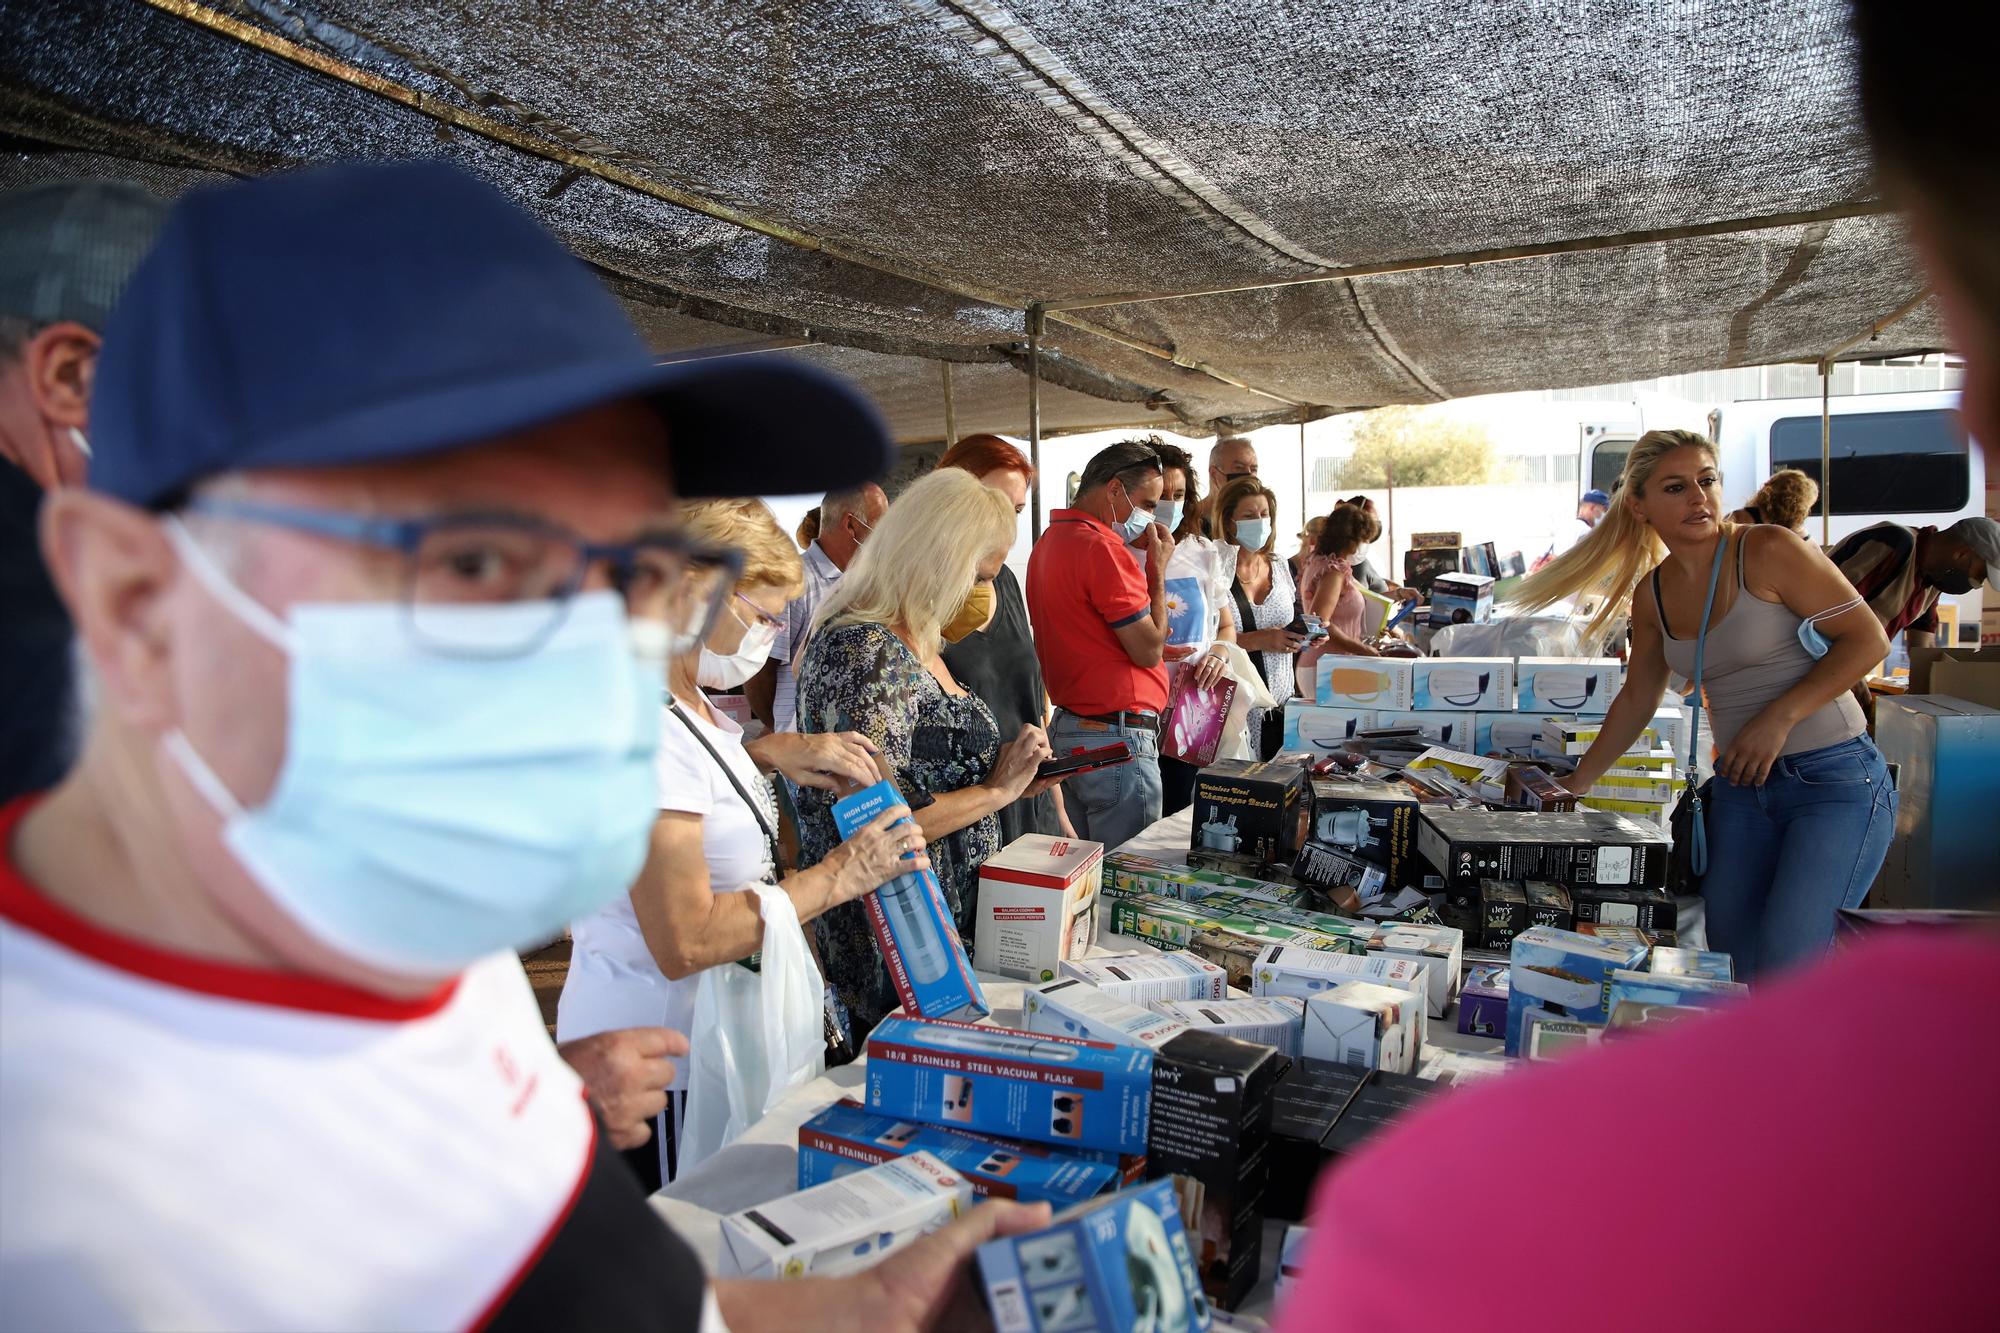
[182,497,744,658]
[731,591,784,633]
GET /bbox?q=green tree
[1338,405,1513,488]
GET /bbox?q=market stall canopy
[0,0,1952,443]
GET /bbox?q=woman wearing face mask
[1147,442,1239,814]
[935,435,1075,841]
[1508,430,1893,980]
[558,500,922,1187]
[1217,477,1307,758]
[1294,503,1382,698]
[795,469,1060,1047]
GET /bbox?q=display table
[651,806,1503,1319]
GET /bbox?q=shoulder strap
[1685,532,1728,784]
[1650,567,1668,634]
[666,700,779,874]
[1230,573,1265,676]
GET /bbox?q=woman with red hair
[937,435,1074,840]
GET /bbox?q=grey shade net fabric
[0,0,1951,446]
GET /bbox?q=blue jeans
[1047,711,1163,852]
[1700,735,1895,979]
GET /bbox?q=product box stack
[1505,926,1749,1057]
[1543,708,1686,828]
[1415,806,1675,946]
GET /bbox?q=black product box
[1305,776,1419,887]
[1147,1030,1288,1311]
[1265,1058,1367,1223]
[1192,759,1311,866]
[1403,546,1461,599]
[1478,878,1529,950]
[1322,1070,1445,1157]
[1571,883,1677,938]
[1290,842,1377,913]
[1525,880,1574,931]
[1416,808,1670,897]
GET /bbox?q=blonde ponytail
[1505,429,1715,650]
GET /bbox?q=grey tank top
[1654,533,1866,757]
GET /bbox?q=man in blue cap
[1564,487,1611,552]
[0,160,1045,1330]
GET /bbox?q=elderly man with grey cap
[0,160,1044,1331]
[0,179,168,804]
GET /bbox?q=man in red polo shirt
[1027,438,1174,850]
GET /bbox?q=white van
[1583,391,1982,642]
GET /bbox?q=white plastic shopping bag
[678,881,826,1172]
[1213,640,1275,761]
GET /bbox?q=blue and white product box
[1367,709,1475,750]
[834,780,988,1022]
[1505,925,1649,1055]
[1061,951,1229,1004]
[797,1099,1124,1205]
[1275,1224,1310,1306]
[1649,946,1734,981]
[1149,996,1307,1057]
[717,1150,972,1279]
[1606,969,1750,1010]
[866,1015,1155,1155]
[1457,963,1510,1038]
[977,1179,1212,1333]
[1315,654,1416,709]
[1366,923,1463,1017]
[1410,657,1514,712]
[1521,1009,1604,1062]
[1283,702,1377,753]
[1474,712,1574,758]
[1248,944,1430,1046]
[1427,572,1495,627]
[1024,978,1193,1051]
[1514,657,1625,716]
[1302,982,1418,1073]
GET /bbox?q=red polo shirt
[1026,509,1167,716]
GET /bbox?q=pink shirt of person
[1294,552,1365,695]
[1276,932,2000,1333]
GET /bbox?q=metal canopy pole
[1812,287,1934,545]
[940,361,958,447]
[1028,305,1046,540]
[1297,421,1308,545]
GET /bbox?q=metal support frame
[1297,421,1308,545]
[1814,288,1933,544]
[940,361,958,446]
[1028,305,1046,539]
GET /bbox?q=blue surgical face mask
[162,520,661,977]
[1797,596,1865,660]
[1233,518,1270,551]
[1115,486,1155,542]
[1156,498,1185,536]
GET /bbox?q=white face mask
[697,605,779,690]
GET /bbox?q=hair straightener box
[1060,950,1229,1004]
[1149,997,1307,1058]
[834,780,988,1022]
[1023,978,1193,1052]
[796,1099,1124,1205]
[1190,758,1311,864]
[1514,657,1625,716]
[976,1178,1212,1333]
[1147,1030,1288,1311]
[974,833,1105,983]
[1410,656,1514,711]
[1315,654,1417,709]
[716,1150,971,1279]
[866,1015,1154,1155]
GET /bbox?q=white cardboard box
[1514,657,1625,716]
[1316,654,1416,709]
[1367,923,1464,1017]
[1367,710,1475,750]
[1150,996,1307,1056]
[1021,977,1192,1050]
[974,834,1104,982]
[716,1151,972,1279]
[1283,702,1378,753]
[1059,951,1228,1004]
[1302,982,1417,1074]
[1410,657,1515,711]
[1247,944,1431,1046]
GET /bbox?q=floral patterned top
[794,620,1002,1044]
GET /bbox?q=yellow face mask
[941,581,997,643]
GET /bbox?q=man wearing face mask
[0,161,1047,1331]
[1826,515,2000,724]
[749,478,889,735]
[1027,438,1174,851]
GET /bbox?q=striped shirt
[769,539,844,733]
[1824,521,1939,639]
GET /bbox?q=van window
[1590,439,1633,494]
[1769,409,1968,515]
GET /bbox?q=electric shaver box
[1303,775,1419,886]
[835,780,989,1022]
[797,1098,1124,1206]
[866,1015,1154,1155]
[1514,657,1625,716]
[1409,656,1514,711]
[716,1150,972,1279]
[1147,1030,1287,1311]
[1190,758,1310,864]
[976,1178,1212,1333]
[974,833,1105,983]
[1315,654,1417,709]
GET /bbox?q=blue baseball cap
[1581,489,1612,507]
[88,159,892,507]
